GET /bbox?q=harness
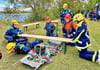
[64,21,75,37]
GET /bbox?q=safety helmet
[6,43,16,53]
[73,13,84,21]
[65,14,71,19]
[11,20,18,25]
[46,16,50,20]
[63,3,68,8]
[94,11,96,13]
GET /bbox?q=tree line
[4,0,100,22]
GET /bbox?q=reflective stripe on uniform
[77,40,82,44]
[76,42,91,51]
[73,29,85,42]
[8,27,14,30]
[20,44,24,49]
[77,20,84,28]
[73,21,84,42]
[4,35,7,37]
[17,32,19,35]
[4,35,13,41]
[37,41,39,43]
[85,30,89,38]
[92,51,97,62]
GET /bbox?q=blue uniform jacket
[15,39,43,53]
[73,21,90,48]
[81,10,84,15]
[60,8,73,24]
[96,5,99,11]
[44,21,55,33]
[15,44,31,53]
[90,10,93,16]
[5,25,23,37]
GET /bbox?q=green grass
[0,19,100,70]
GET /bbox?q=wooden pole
[18,34,73,54]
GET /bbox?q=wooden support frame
[18,34,73,54]
[22,22,40,32]
[51,19,60,36]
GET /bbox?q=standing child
[81,9,84,15]
[93,11,96,21]
[90,9,94,20]
[44,16,57,37]
[60,3,73,24]
[85,11,88,18]
[62,14,77,46]
[73,13,100,64]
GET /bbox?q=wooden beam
[18,34,73,43]
[51,19,60,23]
[22,22,40,27]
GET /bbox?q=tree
[57,0,82,14]
[84,0,99,11]
[6,0,83,22]
[7,0,54,21]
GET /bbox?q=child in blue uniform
[6,39,43,54]
[85,11,88,18]
[73,13,100,64]
[4,20,23,43]
[62,14,77,46]
[93,11,96,21]
[81,9,84,15]
[60,3,73,24]
[90,9,94,20]
[44,16,57,37]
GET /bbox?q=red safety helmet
[65,14,71,19]
[46,16,50,20]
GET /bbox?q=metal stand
[56,23,58,36]
[36,24,39,28]
[64,42,67,54]
[24,26,28,32]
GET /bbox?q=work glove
[19,32,24,35]
[12,34,16,37]
[63,33,66,38]
[67,34,71,38]
[17,32,24,35]
[61,19,66,24]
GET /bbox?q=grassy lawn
[0,19,100,70]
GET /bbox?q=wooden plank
[18,34,73,43]
[22,23,40,27]
[51,19,60,23]
[22,22,40,27]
